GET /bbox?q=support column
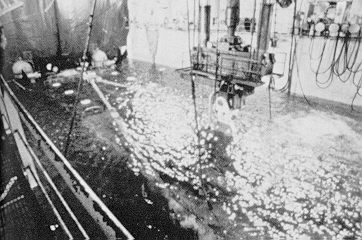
[256,0,273,57]
[200,5,211,47]
[225,0,240,40]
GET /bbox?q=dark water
[10,64,198,239]
[10,58,362,240]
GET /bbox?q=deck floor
[0,117,54,240]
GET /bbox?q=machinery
[182,0,275,126]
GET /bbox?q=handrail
[0,91,13,130]
[25,166,74,239]
[14,130,88,239]
[0,75,134,240]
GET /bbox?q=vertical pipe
[256,0,273,58]
[200,5,211,47]
[287,0,298,96]
[214,0,221,92]
[193,0,196,47]
[196,0,201,64]
[225,0,240,38]
[250,0,257,49]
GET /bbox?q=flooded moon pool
[11,60,362,240]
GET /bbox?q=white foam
[126,76,137,81]
[52,82,61,88]
[80,99,91,105]
[64,89,74,95]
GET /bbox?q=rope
[214,0,221,92]
[186,0,193,67]
[286,0,298,95]
[185,0,217,213]
[63,0,97,157]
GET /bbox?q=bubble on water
[80,99,91,105]
[52,82,61,88]
[127,76,137,81]
[64,89,74,95]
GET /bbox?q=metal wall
[0,0,128,60]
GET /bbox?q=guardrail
[0,75,134,240]
[14,129,85,239]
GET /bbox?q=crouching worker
[91,46,118,69]
[91,47,108,68]
[12,57,34,86]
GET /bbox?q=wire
[185,0,217,213]
[214,0,221,92]
[308,24,362,108]
[63,0,97,157]
[351,76,362,111]
[268,76,273,120]
[193,0,196,47]
[186,0,192,67]
[196,0,201,65]
[286,0,299,95]
[294,43,312,106]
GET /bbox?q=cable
[63,0,97,157]
[268,76,272,120]
[196,0,201,65]
[286,0,298,95]
[351,76,362,111]
[214,0,221,92]
[294,43,312,106]
[186,0,193,66]
[193,0,196,48]
[185,0,216,213]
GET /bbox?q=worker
[12,57,33,79]
[261,53,275,76]
[91,47,109,68]
[116,45,127,66]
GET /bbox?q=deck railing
[0,75,134,240]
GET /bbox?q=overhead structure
[181,0,275,126]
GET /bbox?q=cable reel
[329,23,339,38]
[349,24,361,37]
[314,22,326,36]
